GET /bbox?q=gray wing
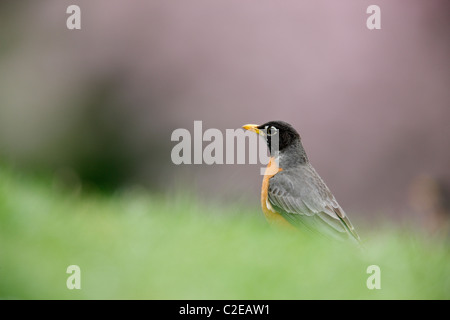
[268,164,360,243]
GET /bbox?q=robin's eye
[267,126,278,136]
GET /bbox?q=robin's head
[242,121,301,154]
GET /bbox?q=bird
[243,121,361,244]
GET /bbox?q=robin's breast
[261,158,295,229]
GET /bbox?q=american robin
[243,121,361,243]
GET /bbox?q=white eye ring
[266,126,278,136]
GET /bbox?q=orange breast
[261,157,296,230]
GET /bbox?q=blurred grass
[0,165,449,300]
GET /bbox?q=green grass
[0,166,449,299]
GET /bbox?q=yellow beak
[242,124,265,136]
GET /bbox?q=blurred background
[1,0,449,228]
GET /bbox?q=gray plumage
[268,164,361,243]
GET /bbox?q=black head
[257,121,301,153]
